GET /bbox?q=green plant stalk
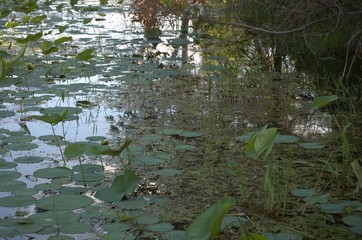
[50,124,66,165]
[78,156,87,187]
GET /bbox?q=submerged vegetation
[0,0,361,239]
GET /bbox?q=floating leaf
[36,194,94,211]
[0,180,26,191]
[239,233,267,240]
[76,48,94,61]
[153,168,182,177]
[0,161,17,169]
[311,95,339,110]
[142,134,162,142]
[30,211,80,227]
[342,215,362,227]
[183,196,235,240]
[0,110,15,118]
[14,156,44,164]
[6,143,38,151]
[135,215,160,225]
[0,171,21,180]
[38,135,63,142]
[15,223,43,234]
[145,222,174,232]
[0,195,36,207]
[299,142,324,149]
[160,129,183,136]
[33,109,68,125]
[83,18,93,24]
[320,203,345,214]
[64,141,110,158]
[73,163,104,173]
[179,131,203,138]
[162,230,186,240]
[221,215,248,229]
[85,136,106,141]
[175,145,196,151]
[290,188,316,197]
[102,223,131,232]
[132,156,166,166]
[114,198,150,209]
[95,170,139,202]
[73,172,104,182]
[34,183,63,191]
[350,226,362,235]
[274,134,299,143]
[60,223,92,234]
[3,135,36,143]
[264,232,302,240]
[33,167,73,179]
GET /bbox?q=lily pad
[34,182,63,191]
[132,156,166,166]
[135,215,161,225]
[12,188,38,196]
[0,180,26,191]
[0,195,36,207]
[33,167,73,179]
[102,223,131,232]
[142,134,162,142]
[290,188,316,197]
[73,163,104,173]
[38,135,63,142]
[39,107,82,115]
[0,110,15,118]
[60,223,92,234]
[179,131,203,138]
[0,171,21,180]
[6,143,39,151]
[29,211,80,226]
[73,172,104,182]
[15,223,43,234]
[3,135,36,143]
[299,142,324,149]
[145,222,174,232]
[342,215,362,227]
[274,134,299,143]
[0,161,18,169]
[320,203,345,214]
[114,199,150,209]
[36,194,94,211]
[160,129,183,136]
[153,168,182,177]
[264,232,303,240]
[14,156,44,164]
[85,136,107,141]
[175,144,196,151]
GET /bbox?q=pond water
[0,0,360,239]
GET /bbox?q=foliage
[183,196,235,240]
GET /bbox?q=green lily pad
[36,194,94,211]
[0,161,18,169]
[73,172,104,182]
[105,232,135,240]
[102,223,131,232]
[6,143,39,151]
[14,156,44,164]
[12,188,38,196]
[0,110,15,118]
[30,211,80,226]
[153,168,182,177]
[145,222,174,232]
[0,171,21,180]
[39,107,82,115]
[221,215,248,229]
[160,129,183,136]
[0,228,18,238]
[299,142,324,149]
[350,226,362,235]
[85,136,107,141]
[179,131,203,138]
[38,135,63,142]
[34,182,63,191]
[142,134,162,142]
[175,144,196,151]
[274,134,299,143]
[60,223,92,234]
[33,167,73,179]
[320,203,345,214]
[264,232,302,240]
[3,135,36,143]
[235,132,255,142]
[59,187,88,194]
[15,223,43,234]
[162,230,186,240]
[290,188,316,197]
[135,215,160,225]
[132,156,166,166]
[114,199,150,210]
[0,180,26,191]
[73,163,104,173]
[0,195,36,207]
[342,215,362,227]
[48,236,75,240]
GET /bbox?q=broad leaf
[311,95,338,110]
[245,125,278,159]
[76,49,94,61]
[32,109,68,125]
[183,196,235,240]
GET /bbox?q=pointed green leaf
[0,58,6,80]
[311,95,339,110]
[183,196,235,240]
[76,49,94,61]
